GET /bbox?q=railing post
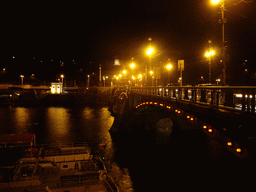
[184,88,188,100]
[200,89,206,102]
[224,89,235,108]
[191,89,196,102]
[178,88,182,100]
[216,90,219,106]
[173,88,176,98]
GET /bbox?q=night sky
[2,1,256,85]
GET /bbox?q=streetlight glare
[166,64,173,70]
[211,0,220,4]
[147,48,154,55]
[205,50,215,57]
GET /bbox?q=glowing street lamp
[166,64,173,70]
[166,59,173,85]
[205,50,215,57]
[87,75,90,86]
[147,48,154,55]
[61,74,64,92]
[211,0,220,3]
[205,40,215,84]
[130,63,135,70]
[61,75,64,84]
[20,75,24,86]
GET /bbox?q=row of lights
[135,101,245,157]
[202,124,243,153]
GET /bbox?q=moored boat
[0,134,119,192]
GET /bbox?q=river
[0,105,133,191]
[0,105,253,191]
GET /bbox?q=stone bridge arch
[109,92,251,159]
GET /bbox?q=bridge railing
[130,86,256,113]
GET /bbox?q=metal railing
[131,86,256,113]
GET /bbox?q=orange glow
[212,0,220,4]
[203,125,207,129]
[147,48,154,55]
[190,117,194,121]
[236,148,242,153]
[177,110,181,114]
[208,128,213,133]
[227,142,232,146]
[187,116,190,119]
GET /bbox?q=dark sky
[1,0,256,84]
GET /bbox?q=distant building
[51,82,62,94]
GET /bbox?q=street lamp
[103,76,106,87]
[205,40,215,84]
[211,0,226,85]
[146,37,154,86]
[130,63,135,72]
[147,48,154,55]
[61,75,64,93]
[166,59,173,85]
[87,75,90,86]
[20,75,24,86]
[211,0,220,3]
[166,64,173,70]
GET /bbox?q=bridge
[109,85,256,161]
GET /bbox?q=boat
[0,133,119,192]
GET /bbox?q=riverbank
[0,86,115,107]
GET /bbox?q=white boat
[0,134,119,192]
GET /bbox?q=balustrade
[130,86,256,113]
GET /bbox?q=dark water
[0,106,254,191]
[0,106,133,190]
[0,106,114,146]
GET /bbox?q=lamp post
[130,58,135,86]
[211,0,227,85]
[150,70,154,86]
[146,37,153,86]
[87,75,90,86]
[99,64,102,87]
[61,75,64,93]
[20,75,24,86]
[205,40,215,84]
[103,76,106,87]
[166,59,173,86]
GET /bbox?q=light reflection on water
[0,106,133,191]
[0,106,114,148]
[46,107,71,143]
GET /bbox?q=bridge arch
[133,100,250,159]
[110,89,251,159]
